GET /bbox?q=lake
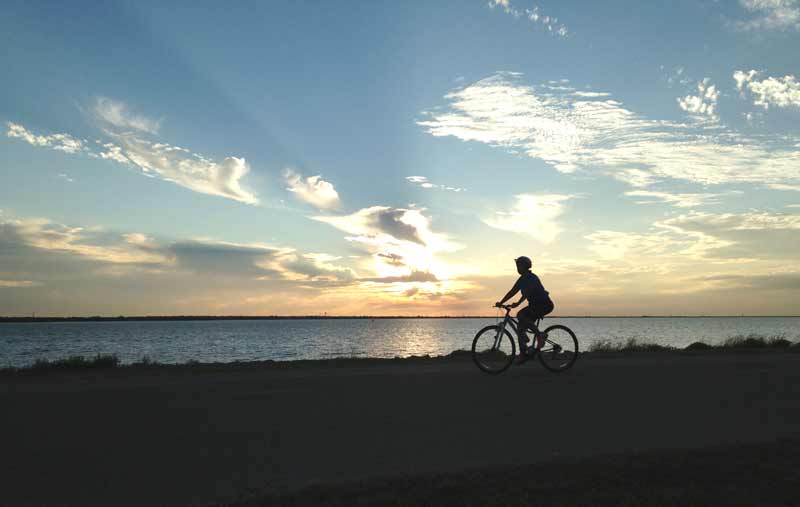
[1,317,798,368]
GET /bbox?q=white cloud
[406,175,464,192]
[483,194,571,242]
[488,0,569,37]
[106,133,258,204]
[677,78,720,120]
[312,206,461,281]
[92,97,161,134]
[733,70,800,109]
[624,190,724,208]
[284,168,340,209]
[6,120,259,205]
[418,72,800,188]
[6,122,86,154]
[734,0,800,31]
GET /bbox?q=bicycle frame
[493,307,554,353]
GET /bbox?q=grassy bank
[589,334,797,353]
[2,335,798,375]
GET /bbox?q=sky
[1,0,799,316]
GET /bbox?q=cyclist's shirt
[513,272,551,304]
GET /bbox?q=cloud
[6,119,258,205]
[406,175,464,192]
[733,0,800,32]
[92,97,161,134]
[103,133,258,204]
[733,70,800,109]
[362,271,438,283]
[677,78,720,120]
[0,280,41,288]
[660,210,800,231]
[655,210,800,261]
[284,168,340,209]
[690,271,800,290]
[624,190,724,208]
[488,0,569,37]
[768,183,800,191]
[312,206,461,284]
[278,252,356,282]
[313,206,430,245]
[483,194,571,242]
[418,72,800,189]
[6,122,86,154]
[167,240,288,277]
[4,218,168,265]
[585,230,678,261]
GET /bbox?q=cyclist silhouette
[495,256,554,363]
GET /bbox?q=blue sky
[1,0,799,316]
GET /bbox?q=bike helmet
[515,256,532,270]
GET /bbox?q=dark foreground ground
[2,351,799,506]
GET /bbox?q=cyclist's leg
[531,300,555,347]
[516,307,534,351]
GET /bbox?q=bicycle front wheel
[472,325,516,374]
[537,325,579,373]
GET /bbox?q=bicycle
[472,304,579,374]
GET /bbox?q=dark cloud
[362,270,438,283]
[372,209,425,245]
[377,252,405,266]
[280,256,355,282]
[168,241,282,277]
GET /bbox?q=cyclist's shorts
[520,299,554,320]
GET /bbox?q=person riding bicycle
[495,256,554,363]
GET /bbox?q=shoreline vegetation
[2,314,800,323]
[2,335,797,375]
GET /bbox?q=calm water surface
[1,317,799,367]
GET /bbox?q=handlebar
[494,304,514,311]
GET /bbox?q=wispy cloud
[105,133,258,204]
[733,0,800,32]
[734,70,800,109]
[406,175,464,192]
[418,72,800,189]
[5,120,258,205]
[6,122,86,154]
[483,193,571,242]
[284,168,341,209]
[0,280,41,288]
[624,190,725,208]
[92,97,161,134]
[488,0,569,37]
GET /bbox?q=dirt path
[2,352,799,506]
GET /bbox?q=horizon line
[2,314,799,322]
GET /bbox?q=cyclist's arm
[497,286,520,306]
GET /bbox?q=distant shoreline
[1,314,799,323]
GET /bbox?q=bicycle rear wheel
[472,325,516,374]
[537,324,579,372]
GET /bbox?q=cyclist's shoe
[535,332,547,349]
[515,351,529,364]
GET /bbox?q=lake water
[1,317,798,368]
